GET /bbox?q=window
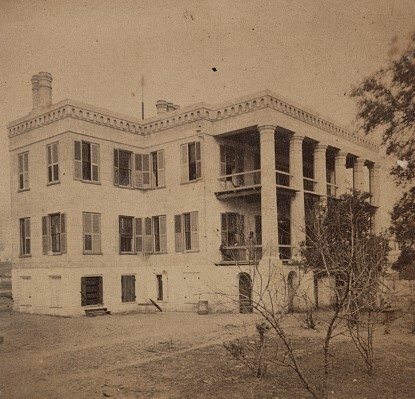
[120,215,166,254]
[175,212,199,252]
[151,150,165,188]
[42,213,66,254]
[220,145,244,186]
[121,275,136,302]
[221,213,245,246]
[156,274,164,301]
[181,142,201,182]
[114,149,132,187]
[220,213,245,261]
[18,152,29,190]
[81,276,103,306]
[83,213,101,254]
[119,216,134,253]
[47,143,59,183]
[74,141,100,182]
[20,218,31,256]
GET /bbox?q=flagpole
[141,74,145,120]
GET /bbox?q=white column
[353,157,366,192]
[314,144,328,197]
[259,125,279,258]
[289,134,305,255]
[335,151,347,196]
[370,163,381,233]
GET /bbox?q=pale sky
[0,0,414,258]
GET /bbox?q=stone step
[84,308,111,317]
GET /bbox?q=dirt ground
[0,299,414,399]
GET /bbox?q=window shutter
[22,153,29,189]
[114,149,119,185]
[195,142,201,179]
[91,143,100,182]
[134,154,143,188]
[159,215,167,253]
[144,217,153,254]
[236,214,245,245]
[190,212,199,251]
[74,141,82,180]
[181,144,189,182]
[81,278,87,306]
[221,213,228,245]
[92,213,101,253]
[60,213,67,253]
[142,154,150,188]
[220,145,226,176]
[175,215,183,252]
[157,150,165,187]
[121,276,125,302]
[42,216,50,254]
[135,217,143,252]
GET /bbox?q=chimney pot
[37,72,53,108]
[156,100,168,114]
[167,102,175,112]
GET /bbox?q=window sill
[18,188,30,193]
[119,252,137,255]
[83,252,103,255]
[182,249,200,254]
[152,252,168,255]
[44,252,65,256]
[76,179,101,185]
[47,181,60,186]
[19,254,32,258]
[180,178,202,186]
[115,184,134,190]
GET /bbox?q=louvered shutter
[135,218,143,252]
[114,149,119,185]
[159,216,167,253]
[181,144,189,182]
[60,213,67,253]
[144,217,153,253]
[42,216,50,254]
[92,213,101,253]
[190,212,199,251]
[83,212,92,252]
[157,150,165,187]
[220,145,226,176]
[195,142,201,179]
[74,141,82,180]
[175,215,183,252]
[142,154,150,188]
[91,143,100,182]
[134,154,143,188]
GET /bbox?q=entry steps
[84,307,111,317]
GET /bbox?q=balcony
[215,170,261,199]
[326,182,337,197]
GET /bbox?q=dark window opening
[81,276,103,306]
[156,274,163,301]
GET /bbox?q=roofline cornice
[7,91,379,152]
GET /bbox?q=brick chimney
[31,74,39,110]
[37,72,53,108]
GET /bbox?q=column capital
[315,143,328,153]
[290,134,305,143]
[336,150,348,158]
[258,124,276,134]
[371,162,381,171]
[355,157,366,166]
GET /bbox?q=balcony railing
[219,244,294,264]
[218,170,261,191]
[220,245,263,264]
[303,177,316,193]
[276,170,291,187]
